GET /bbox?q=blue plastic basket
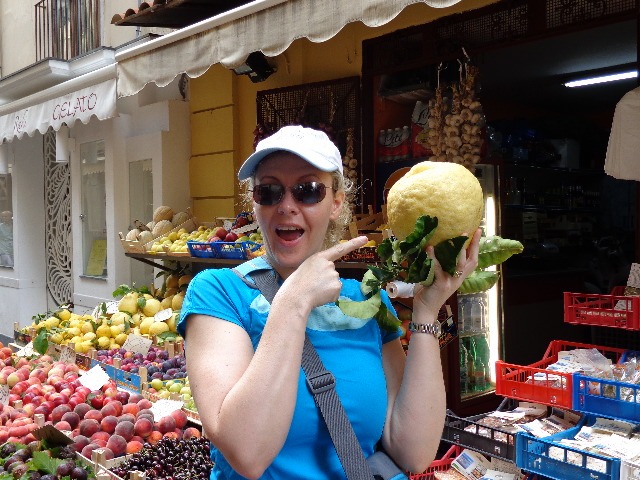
[187,240,262,259]
[572,372,640,423]
[515,416,620,480]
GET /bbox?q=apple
[7,373,21,388]
[207,235,221,243]
[115,391,130,405]
[224,232,239,242]
[88,393,105,410]
[234,216,249,228]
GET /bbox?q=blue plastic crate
[187,240,262,259]
[572,372,640,423]
[515,416,620,480]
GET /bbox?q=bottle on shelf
[470,337,487,393]
[459,341,470,395]
[473,333,493,387]
[457,295,469,335]
[469,294,486,333]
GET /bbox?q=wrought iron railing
[35,0,101,61]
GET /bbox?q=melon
[138,231,154,245]
[172,211,190,226]
[125,229,141,241]
[153,206,174,223]
[152,220,174,238]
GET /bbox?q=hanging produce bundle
[416,59,485,171]
[337,160,523,330]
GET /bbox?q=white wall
[71,98,190,311]
[0,134,47,334]
[0,0,142,78]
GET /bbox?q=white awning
[116,0,462,98]
[0,65,117,142]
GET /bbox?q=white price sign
[122,334,153,355]
[16,342,36,357]
[0,384,9,405]
[150,399,183,421]
[154,308,173,322]
[78,365,110,391]
[58,346,76,365]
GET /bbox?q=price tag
[122,334,153,355]
[154,308,173,322]
[150,399,183,421]
[58,346,76,365]
[0,384,9,405]
[105,302,120,315]
[78,365,110,391]
[16,342,36,357]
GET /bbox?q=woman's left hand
[414,228,481,316]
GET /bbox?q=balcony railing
[35,0,101,61]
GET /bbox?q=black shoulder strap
[232,267,374,480]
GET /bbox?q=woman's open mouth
[276,226,304,241]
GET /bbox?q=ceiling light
[564,70,637,88]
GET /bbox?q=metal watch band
[408,321,441,338]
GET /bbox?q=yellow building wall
[188,0,499,222]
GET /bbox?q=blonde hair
[240,169,354,249]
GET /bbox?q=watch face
[432,321,442,337]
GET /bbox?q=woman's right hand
[279,236,369,310]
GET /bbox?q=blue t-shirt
[178,257,400,480]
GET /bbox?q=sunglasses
[251,182,332,206]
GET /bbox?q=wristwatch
[408,320,442,339]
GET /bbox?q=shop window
[80,140,107,277]
[129,159,153,286]
[0,152,13,268]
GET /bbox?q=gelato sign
[0,78,116,142]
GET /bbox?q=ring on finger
[453,270,463,278]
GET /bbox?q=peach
[130,435,144,444]
[100,447,115,460]
[134,417,153,438]
[137,399,153,410]
[100,415,118,434]
[74,403,92,419]
[147,430,163,445]
[90,431,111,444]
[106,434,127,457]
[114,420,135,441]
[78,419,100,438]
[100,402,118,418]
[84,410,102,422]
[163,431,179,440]
[61,411,80,430]
[71,435,90,453]
[182,427,201,439]
[118,413,136,424]
[122,403,139,417]
[50,404,72,423]
[80,443,102,459]
[54,421,72,431]
[170,409,188,429]
[128,393,144,404]
[93,438,107,448]
[156,415,176,434]
[126,440,144,454]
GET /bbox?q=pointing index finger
[321,236,369,262]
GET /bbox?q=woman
[179,125,480,479]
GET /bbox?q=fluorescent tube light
[564,70,638,88]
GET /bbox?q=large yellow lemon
[149,321,170,337]
[386,161,484,245]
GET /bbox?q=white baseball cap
[238,125,343,180]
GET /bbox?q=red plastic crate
[495,340,626,409]
[564,286,640,330]
[409,445,462,480]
